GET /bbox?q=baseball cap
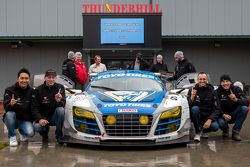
[45,69,57,77]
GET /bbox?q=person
[32,69,66,142]
[128,53,150,70]
[187,72,220,142]
[89,55,107,74]
[62,51,77,86]
[74,52,88,90]
[3,68,35,146]
[216,75,249,141]
[168,51,196,81]
[149,54,168,72]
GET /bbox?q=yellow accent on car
[139,115,149,125]
[160,107,181,119]
[73,107,95,119]
[106,115,116,125]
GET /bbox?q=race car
[62,70,191,146]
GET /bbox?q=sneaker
[194,133,201,142]
[232,131,242,141]
[201,131,209,139]
[9,136,18,147]
[19,133,28,142]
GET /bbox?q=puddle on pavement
[1,139,250,167]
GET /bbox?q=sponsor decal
[158,136,171,140]
[97,73,155,80]
[170,96,178,101]
[103,103,151,108]
[103,91,149,102]
[118,109,138,113]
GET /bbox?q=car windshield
[88,78,164,91]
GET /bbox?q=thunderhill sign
[81,3,162,14]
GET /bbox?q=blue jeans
[218,106,248,133]
[4,111,34,138]
[190,106,219,133]
[34,107,65,139]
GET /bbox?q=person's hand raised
[55,88,62,103]
[10,94,17,106]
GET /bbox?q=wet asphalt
[1,117,250,167]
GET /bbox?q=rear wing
[176,73,199,89]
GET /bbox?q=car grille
[103,114,153,137]
[73,115,101,135]
[155,117,181,135]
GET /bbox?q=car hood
[88,90,165,115]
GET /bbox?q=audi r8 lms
[62,70,191,146]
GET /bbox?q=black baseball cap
[45,69,57,77]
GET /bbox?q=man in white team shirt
[89,55,107,74]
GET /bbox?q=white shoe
[9,136,18,147]
[194,134,201,142]
[201,132,209,139]
[19,133,28,142]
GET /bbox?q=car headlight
[73,107,95,119]
[160,107,181,120]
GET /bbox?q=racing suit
[32,82,66,139]
[187,83,221,133]
[3,83,34,137]
[216,85,249,133]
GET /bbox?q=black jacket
[150,62,168,72]
[62,59,77,83]
[168,59,196,81]
[216,85,249,115]
[32,82,66,121]
[128,59,150,70]
[3,83,34,121]
[187,83,221,121]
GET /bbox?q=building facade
[0,0,250,96]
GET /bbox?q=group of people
[128,51,196,82]
[62,51,107,90]
[188,72,249,142]
[126,50,249,142]
[3,68,66,146]
[2,50,249,148]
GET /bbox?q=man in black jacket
[168,51,196,81]
[187,72,220,142]
[149,54,168,72]
[128,53,150,70]
[3,68,35,146]
[216,75,249,141]
[62,51,77,86]
[32,69,66,142]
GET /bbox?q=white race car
[59,70,191,146]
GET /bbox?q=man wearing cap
[216,74,249,141]
[62,51,77,86]
[128,53,150,70]
[168,51,196,81]
[32,69,66,142]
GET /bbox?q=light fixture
[214,41,222,48]
[10,42,19,49]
